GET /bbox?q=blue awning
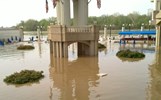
[119,30,156,35]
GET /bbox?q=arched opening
[67,41,90,59]
[77,41,90,56]
[68,42,78,61]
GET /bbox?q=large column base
[50,41,68,58]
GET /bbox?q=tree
[24,19,39,31]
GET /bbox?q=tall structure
[48,25,99,57]
[55,0,89,26]
[151,0,161,49]
[48,0,101,58]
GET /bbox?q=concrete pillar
[73,0,88,26]
[50,41,53,54]
[63,42,68,57]
[60,0,71,25]
[156,26,158,48]
[56,0,70,25]
[154,0,161,11]
[59,42,63,58]
[56,42,60,57]
[159,27,161,47]
[49,40,54,67]
[78,0,88,25]
[73,0,78,26]
[89,41,94,56]
[94,40,98,56]
[156,26,161,49]
[53,42,56,57]
[56,1,61,25]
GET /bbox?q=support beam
[50,41,53,54]
[59,42,63,57]
[56,42,60,57]
[53,42,56,57]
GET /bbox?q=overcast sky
[0,0,154,27]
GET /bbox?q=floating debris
[97,73,108,77]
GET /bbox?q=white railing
[66,26,92,33]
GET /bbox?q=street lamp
[122,24,125,32]
[40,26,43,39]
[109,24,112,42]
[19,26,24,41]
[141,23,144,31]
[93,21,97,25]
[149,20,151,31]
[104,25,107,39]
[128,24,131,31]
[37,26,41,42]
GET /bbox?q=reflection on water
[117,57,145,62]
[49,56,99,100]
[0,43,25,60]
[119,43,155,53]
[1,36,161,100]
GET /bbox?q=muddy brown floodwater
[0,35,161,100]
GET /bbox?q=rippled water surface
[0,36,161,100]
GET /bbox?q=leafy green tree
[24,19,39,31]
[15,13,153,31]
[39,19,49,31]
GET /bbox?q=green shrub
[4,70,44,84]
[98,43,106,49]
[116,49,145,58]
[17,45,35,50]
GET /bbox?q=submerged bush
[116,49,145,58]
[4,70,44,84]
[17,45,35,50]
[98,43,106,49]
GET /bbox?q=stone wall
[0,28,23,42]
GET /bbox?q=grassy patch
[116,49,145,58]
[17,45,35,50]
[4,70,44,84]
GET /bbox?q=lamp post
[149,20,151,31]
[122,24,125,32]
[40,26,43,40]
[19,26,24,41]
[37,26,41,42]
[104,25,107,40]
[141,23,144,31]
[109,24,112,42]
[128,24,131,31]
[93,21,97,25]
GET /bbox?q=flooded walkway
[0,36,160,100]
